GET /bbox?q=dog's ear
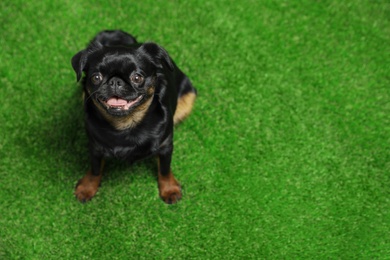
[139,43,174,71]
[72,42,104,82]
[71,50,88,82]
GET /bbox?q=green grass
[1,0,389,258]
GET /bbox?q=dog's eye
[130,73,144,84]
[91,73,103,85]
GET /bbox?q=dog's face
[83,48,155,117]
[72,43,173,117]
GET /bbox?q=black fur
[71,30,196,203]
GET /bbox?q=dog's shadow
[35,86,157,189]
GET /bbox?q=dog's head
[71,43,173,117]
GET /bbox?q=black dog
[71,30,196,203]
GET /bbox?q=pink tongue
[106,97,127,107]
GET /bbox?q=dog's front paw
[74,173,101,203]
[158,178,182,204]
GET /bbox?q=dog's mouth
[99,95,143,111]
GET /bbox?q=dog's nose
[109,77,125,88]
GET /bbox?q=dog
[71,30,196,204]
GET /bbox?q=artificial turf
[1,0,389,258]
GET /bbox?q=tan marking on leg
[174,92,197,125]
[157,158,182,204]
[75,159,105,202]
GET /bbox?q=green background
[1,0,389,258]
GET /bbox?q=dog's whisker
[83,89,100,104]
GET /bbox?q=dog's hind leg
[173,91,197,125]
